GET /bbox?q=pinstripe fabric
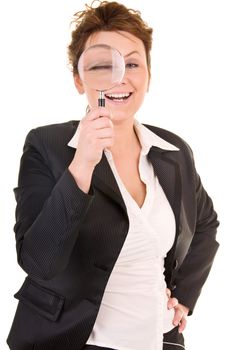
[7,120,219,350]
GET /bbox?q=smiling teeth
[106,93,130,98]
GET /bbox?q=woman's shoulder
[25,120,80,147]
[28,120,79,138]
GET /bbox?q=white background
[0,1,231,349]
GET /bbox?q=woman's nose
[118,70,130,85]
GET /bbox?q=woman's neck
[108,118,141,158]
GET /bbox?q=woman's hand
[166,288,189,333]
[68,107,114,193]
[72,107,114,169]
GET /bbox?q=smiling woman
[6,1,219,350]
[74,30,150,121]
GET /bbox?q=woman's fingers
[71,106,114,169]
[84,107,113,121]
[178,315,187,333]
[167,297,178,310]
[166,288,171,299]
[91,116,113,130]
[92,127,114,139]
[172,303,189,333]
[166,295,189,333]
[173,306,184,326]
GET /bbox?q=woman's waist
[105,264,166,293]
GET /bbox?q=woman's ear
[73,74,85,94]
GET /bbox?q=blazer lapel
[91,144,183,282]
[148,146,182,282]
[92,146,182,233]
[92,152,127,214]
[148,147,182,228]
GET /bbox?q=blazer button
[171,284,177,291]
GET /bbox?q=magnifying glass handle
[98,91,105,107]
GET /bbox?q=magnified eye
[87,63,113,72]
[77,44,125,90]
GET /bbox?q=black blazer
[7,120,219,350]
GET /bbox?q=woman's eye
[126,63,139,69]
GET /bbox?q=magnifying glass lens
[78,44,125,92]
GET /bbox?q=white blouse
[85,121,178,350]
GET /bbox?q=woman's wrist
[68,161,94,194]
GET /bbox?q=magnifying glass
[78,44,125,107]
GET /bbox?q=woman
[7,1,219,349]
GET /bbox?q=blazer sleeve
[171,165,220,314]
[14,129,94,280]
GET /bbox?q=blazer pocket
[14,277,65,322]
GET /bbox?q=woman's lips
[105,92,133,102]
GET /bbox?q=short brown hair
[68,0,153,76]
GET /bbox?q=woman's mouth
[105,92,132,102]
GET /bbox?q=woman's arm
[14,129,94,280]
[171,171,219,314]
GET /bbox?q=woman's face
[74,31,150,122]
